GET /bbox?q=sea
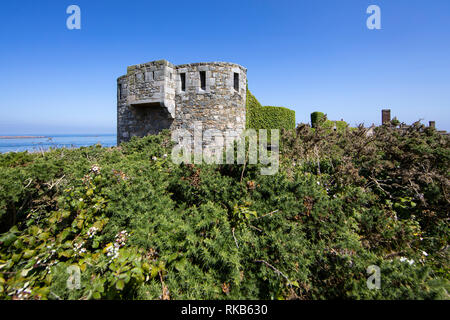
[0,134,117,153]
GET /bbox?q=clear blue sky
[0,0,449,134]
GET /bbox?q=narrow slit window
[180,73,186,91]
[145,72,152,82]
[200,71,206,90]
[234,73,239,91]
[118,84,122,99]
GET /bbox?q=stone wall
[117,60,176,143]
[172,62,246,133]
[117,60,247,145]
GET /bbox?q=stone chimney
[429,121,435,128]
[382,109,391,124]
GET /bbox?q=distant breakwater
[0,136,47,139]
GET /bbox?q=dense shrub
[0,123,449,300]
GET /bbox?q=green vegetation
[246,88,296,131]
[311,111,349,133]
[311,111,326,128]
[0,121,449,300]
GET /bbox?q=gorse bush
[0,123,449,300]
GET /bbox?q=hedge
[310,111,326,128]
[322,120,349,131]
[246,86,263,115]
[311,112,349,132]
[246,87,296,131]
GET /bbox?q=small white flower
[115,230,129,248]
[106,244,119,261]
[422,251,428,256]
[399,257,415,265]
[87,226,99,238]
[152,156,157,161]
[90,165,101,175]
[163,154,168,158]
[73,241,86,255]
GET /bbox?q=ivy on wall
[311,111,349,132]
[246,87,296,131]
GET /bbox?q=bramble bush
[0,122,449,300]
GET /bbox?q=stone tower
[117,60,247,144]
[382,109,391,124]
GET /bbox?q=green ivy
[246,87,296,131]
